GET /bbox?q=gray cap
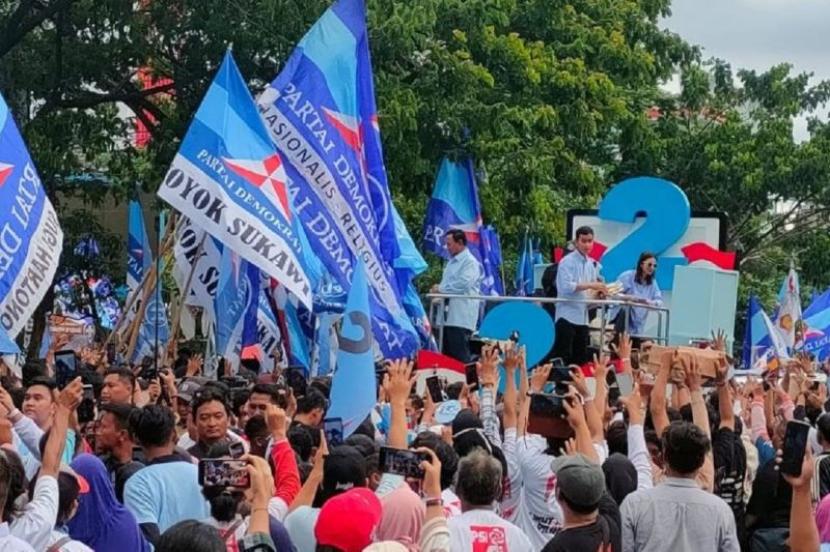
[550,453,605,509]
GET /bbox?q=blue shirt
[438,247,482,331]
[555,250,601,326]
[123,460,210,533]
[612,269,663,335]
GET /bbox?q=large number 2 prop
[598,177,691,290]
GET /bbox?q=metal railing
[426,293,670,354]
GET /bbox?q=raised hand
[387,358,415,405]
[186,353,203,377]
[530,363,552,393]
[479,344,500,389]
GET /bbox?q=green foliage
[2,0,830,346]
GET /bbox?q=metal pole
[154,213,161,373]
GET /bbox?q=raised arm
[478,345,502,447]
[519,363,550,437]
[387,358,415,450]
[649,350,672,436]
[562,391,599,463]
[502,345,521,429]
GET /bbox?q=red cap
[314,488,382,552]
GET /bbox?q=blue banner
[480,225,504,295]
[214,247,260,360]
[157,51,317,308]
[803,288,830,361]
[257,0,419,357]
[514,230,535,296]
[132,212,170,363]
[742,295,772,368]
[127,200,150,294]
[0,93,63,337]
[423,157,502,295]
[327,260,375,436]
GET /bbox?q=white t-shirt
[10,475,58,552]
[448,509,533,552]
[515,434,563,549]
[45,530,93,551]
[0,522,34,552]
[500,428,523,522]
[515,434,608,550]
[442,488,462,519]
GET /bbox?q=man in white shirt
[552,226,607,365]
[431,229,482,362]
[449,448,532,551]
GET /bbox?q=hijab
[377,485,425,551]
[602,453,638,505]
[67,454,150,552]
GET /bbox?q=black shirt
[712,427,747,530]
[746,460,791,531]
[102,447,145,503]
[542,492,621,552]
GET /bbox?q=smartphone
[547,357,571,383]
[228,441,245,459]
[106,343,116,364]
[198,459,251,488]
[616,372,634,397]
[780,420,811,477]
[426,375,443,404]
[324,417,344,447]
[54,350,78,388]
[464,362,479,392]
[378,446,429,479]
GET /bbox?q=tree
[3,0,829,355]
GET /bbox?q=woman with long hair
[612,252,663,343]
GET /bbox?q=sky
[661,0,830,141]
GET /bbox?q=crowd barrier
[425,293,670,355]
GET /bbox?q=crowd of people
[0,327,827,552]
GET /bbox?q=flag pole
[166,232,207,356]
[122,211,178,361]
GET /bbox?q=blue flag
[157,50,317,308]
[240,274,263,362]
[514,230,535,296]
[480,225,504,295]
[0,326,20,355]
[327,260,375,436]
[127,200,151,294]
[0,93,64,337]
[257,0,419,357]
[742,295,772,368]
[214,247,260,360]
[132,212,170,363]
[423,158,502,295]
[803,288,830,361]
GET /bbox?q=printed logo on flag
[0,94,63,337]
[157,51,316,308]
[256,0,420,356]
